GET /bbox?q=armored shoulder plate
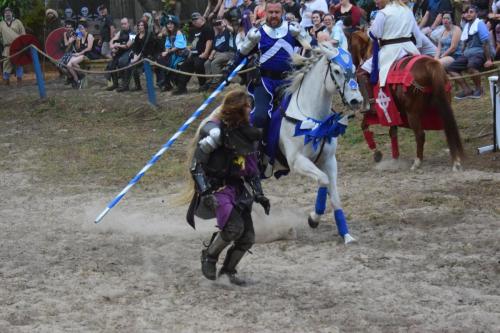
[199,121,222,154]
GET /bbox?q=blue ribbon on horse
[294,113,347,151]
[369,31,379,84]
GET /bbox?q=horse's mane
[284,47,326,95]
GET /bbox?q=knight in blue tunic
[231,0,311,129]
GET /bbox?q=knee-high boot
[201,232,230,280]
[219,245,248,285]
[117,69,131,92]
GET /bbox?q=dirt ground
[0,77,499,332]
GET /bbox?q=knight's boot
[201,232,230,281]
[219,246,247,286]
[356,69,376,113]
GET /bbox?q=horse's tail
[427,59,464,161]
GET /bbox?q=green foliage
[0,0,33,18]
[22,0,45,40]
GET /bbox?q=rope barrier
[5,44,500,83]
[146,59,256,78]
[0,45,32,63]
[31,45,145,75]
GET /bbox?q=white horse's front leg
[289,154,330,228]
[322,155,355,244]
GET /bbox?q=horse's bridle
[326,50,359,108]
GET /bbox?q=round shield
[45,27,67,61]
[9,34,41,66]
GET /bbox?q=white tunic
[361,3,421,86]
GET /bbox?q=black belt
[380,36,415,47]
[259,68,288,80]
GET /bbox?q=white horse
[276,43,363,244]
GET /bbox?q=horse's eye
[334,69,341,75]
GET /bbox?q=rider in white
[356,0,421,111]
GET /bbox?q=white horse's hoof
[308,215,320,228]
[452,161,463,172]
[343,233,356,244]
[410,158,422,171]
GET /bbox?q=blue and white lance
[95,58,248,224]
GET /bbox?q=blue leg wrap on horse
[315,187,328,215]
[334,209,349,237]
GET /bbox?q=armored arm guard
[289,21,312,50]
[190,122,222,194]
[247,175,270,215]
[239,27,261,56]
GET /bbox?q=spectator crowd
[2,0,500,99]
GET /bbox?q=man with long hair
[187,89,271,286]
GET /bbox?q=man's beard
[267,17,281,27]
[5,15,12,22]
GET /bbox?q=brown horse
[350,30,464,171]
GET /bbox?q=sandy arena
[0,79,499,332]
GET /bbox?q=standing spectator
[67,21,99,89]
[309,10,326,40]
[330,0,362,27]
[98,5,115,59]
[204,0,223,20]
[283,0,302,21]
[356,0,376,25]
[447,5,494,99]
[203,19,236,90]
[322,13,348,49]
[300,0,329,29]
[0,7,25,85]
[105,18,133,91]
[173,13,214,95]
[239,0,257,15]
[157,15,188,91]
[435,12,462,68]
[254,0,268,25]
[419,0,452,34]
[218,0,245,18]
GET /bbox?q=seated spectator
[203,19,237,90]
[447,5,494,99]
[309,10,326,40]
[105,17,133,91]
[489,4,500,58]
[419,0,453,35]
[173,12,214,95]
[435,12,462,68]
[58,20,77,84]
[157,15,188,91]
[356,0,376,26]
[118,19,156,92]
[471,0,489,19]
[322,13,348,49]
[67,21,100,89]
[301,0,329,29]
[283,0,302,21]
[330,0,362,28]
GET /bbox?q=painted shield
[45,27,67,61]
[9,34,41,66]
